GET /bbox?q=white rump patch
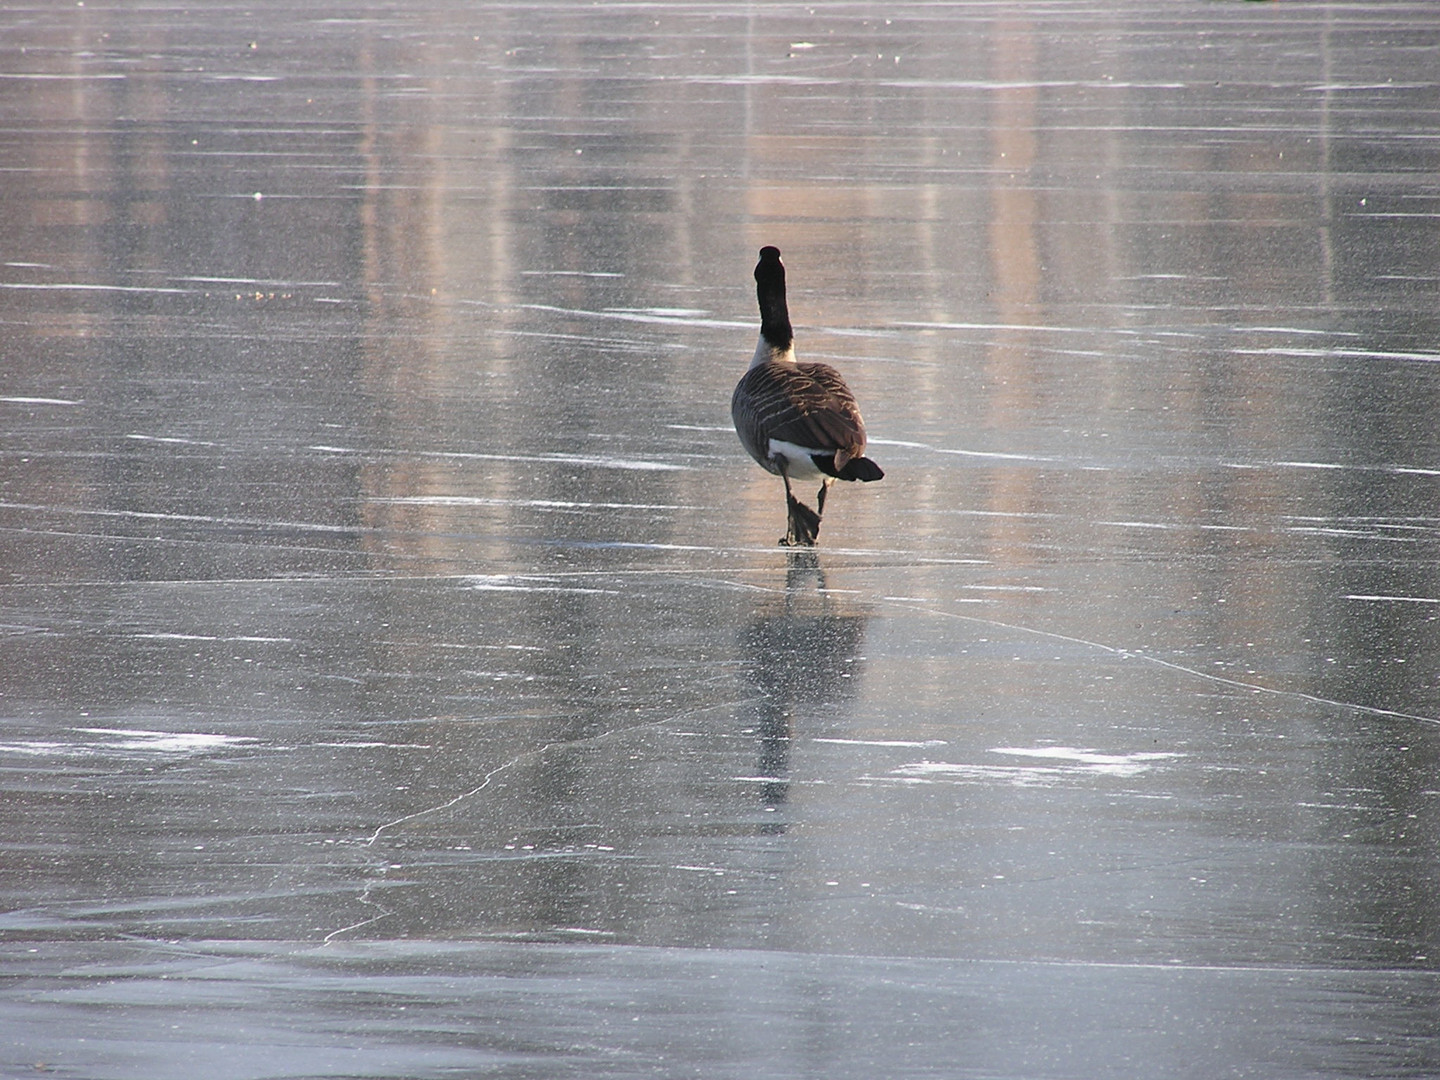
[767,439,827,476]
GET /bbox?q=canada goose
[732,246,883,546]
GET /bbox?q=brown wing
[732,360,867,470]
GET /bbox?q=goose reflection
[738,551,870,828]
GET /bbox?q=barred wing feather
[732,361,868,470]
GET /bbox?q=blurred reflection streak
[1318,6,1335,305]
[983,16,1046,562]
[738,552,870,829]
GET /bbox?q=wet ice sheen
[0,728,253,758]
[886,746,1181,787]
[2,1,1439,1077]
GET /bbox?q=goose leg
[815,477,835,520]
[780,467,821,546]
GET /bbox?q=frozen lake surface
[2,1,1439,1076]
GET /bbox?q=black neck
[755,246,793,349]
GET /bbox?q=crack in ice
[323,698,745,945]
[875,598,1440,728]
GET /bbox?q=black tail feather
[821,455,883,482]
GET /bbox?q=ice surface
[1,0,1438,1077]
